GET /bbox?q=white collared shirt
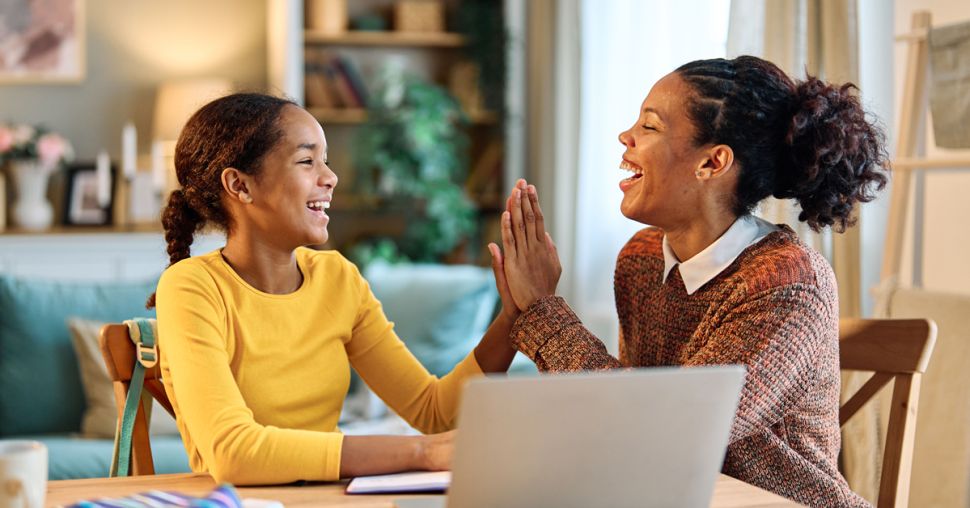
[662,215,780,295]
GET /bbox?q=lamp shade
[152,78,233,142]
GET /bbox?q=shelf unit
[296,1,508,264]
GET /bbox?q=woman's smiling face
[617,72,710,228]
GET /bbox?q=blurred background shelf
[0,223,163,236]
[309,107,497,125]
[304,30,467,47]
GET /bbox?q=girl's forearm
[339,435,424,478]
[473,312,517,373]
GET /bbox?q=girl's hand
[488,242,520,322]
[500,180,562,311]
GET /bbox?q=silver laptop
[396,366,745,508]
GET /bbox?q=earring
[241,194,253,203]
[695,169,708,179]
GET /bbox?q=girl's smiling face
[242,105,338,248]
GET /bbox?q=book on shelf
[326,59,362,108]
[305,49,370,110]
[332,54,370,107]
[305,72,335,108]
[305,50,342,108]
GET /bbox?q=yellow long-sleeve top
[155,247,483,485]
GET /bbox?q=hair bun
[777,76,889,231]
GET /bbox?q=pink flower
[37,133,73,166]
[0,126,12,153]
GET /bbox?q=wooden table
[46,473,802,507]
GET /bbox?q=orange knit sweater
[510,225,869,507]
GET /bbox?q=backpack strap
[110,317,158,477]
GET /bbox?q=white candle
[96,149,111,207]
[122,122,136,179]
[151,140,165,190]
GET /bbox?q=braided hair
[146,93,296,308]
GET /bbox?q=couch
[0,261,528,480]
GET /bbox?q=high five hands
[488,179,562,316]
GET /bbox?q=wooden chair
[98,323,175,476]
[839,318,937,508]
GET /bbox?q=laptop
[393,365,745,508]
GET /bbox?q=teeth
[306,200,331,210]
[619,160,643,174]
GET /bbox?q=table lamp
[152,78,233,193]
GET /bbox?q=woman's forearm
[473,312,517,373]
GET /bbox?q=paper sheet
[346,471,452,494]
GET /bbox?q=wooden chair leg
[879,373,921,508]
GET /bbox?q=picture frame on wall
[64,162,112,226]
[0,0,86,83]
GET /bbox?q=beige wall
[0,0,267,161]
[895,0,970,295]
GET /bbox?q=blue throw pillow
[363,263,498,377]
[0,275,157,436]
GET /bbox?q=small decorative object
[351,14,388,32]
[0,0,85,83]
[306,0,348,34]
[64,161,114,226]
[0,122,74,230]
[394,0,444,33]
[449,61,484,114]
[128,171,161,225]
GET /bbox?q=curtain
[523,0,582,311]
[565,0,730,350]
[727,0,862,318]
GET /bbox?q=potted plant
[351,72,477,265]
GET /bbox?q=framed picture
[0,0,85,83]
[64,162,113,226]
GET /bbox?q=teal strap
[110,318,157,477]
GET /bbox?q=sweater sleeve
[157,264,344,485]
[509,296,623,371]
[683,284,833,443]
[343,265,484,434]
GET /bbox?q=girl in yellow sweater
[146,93,519,485]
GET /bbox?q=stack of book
[305,50,370,109]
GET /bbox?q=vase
[9,159,55,231]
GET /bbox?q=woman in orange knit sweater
[489,56,888,507]
[148,93,519,484]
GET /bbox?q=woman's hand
[493,180,562,312]
[418,430,455,471]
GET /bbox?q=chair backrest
[98,323,175,476]
[840,318,937,508]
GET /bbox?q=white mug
[0,441,47,508]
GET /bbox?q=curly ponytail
[676,56,889,232]
[146,92,296,309]
[146,189,202,308]
[779,77,889,231]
